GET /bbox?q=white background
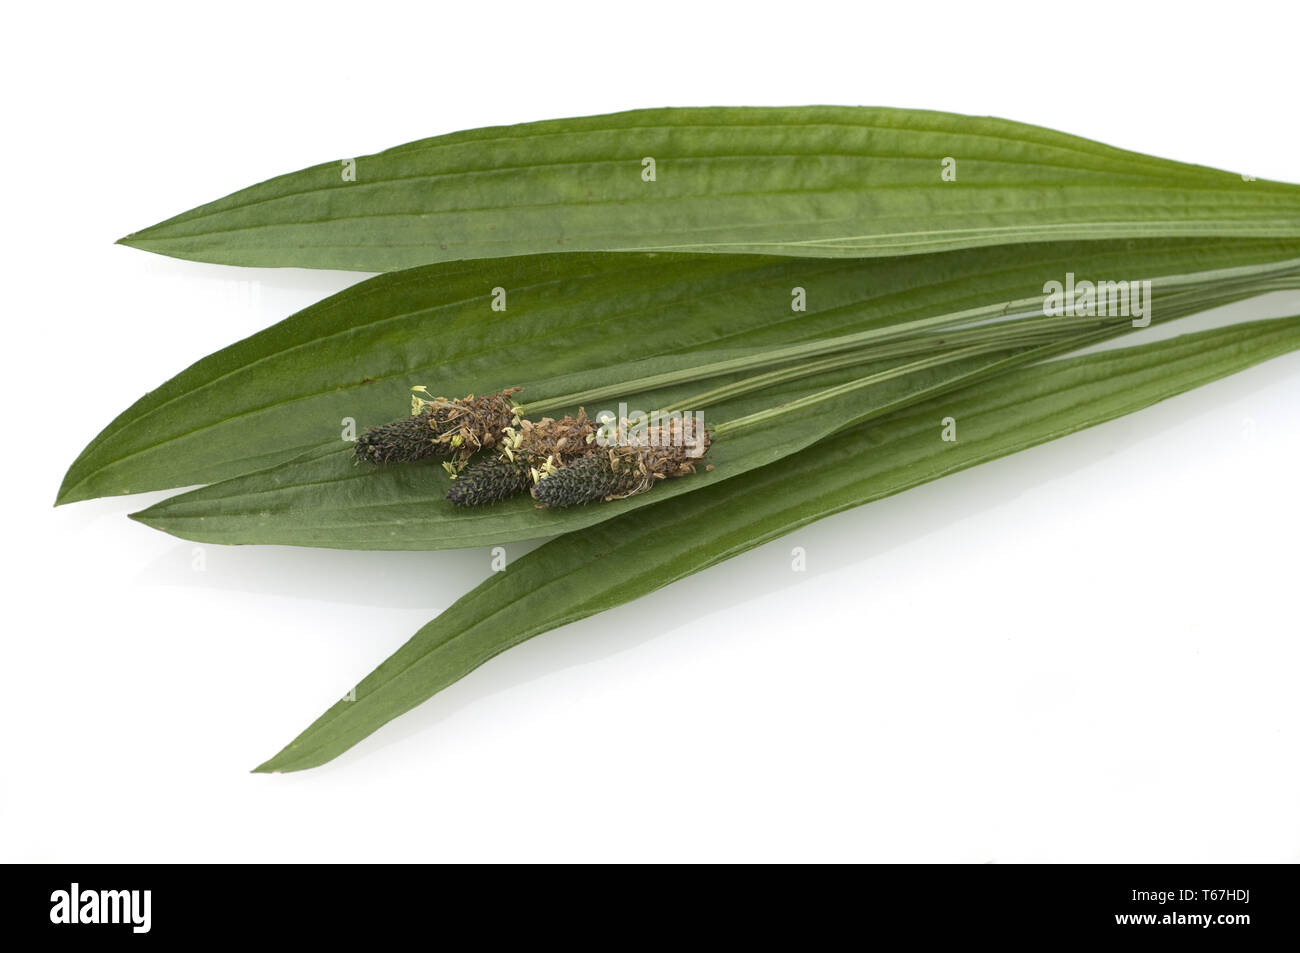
[3,1,1298,862]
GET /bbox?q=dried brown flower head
[531,416,710,507]
[355,387,521,465]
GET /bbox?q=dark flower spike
[444,408,599,506]
[353,405,443,464]
[354,387,522,466]
[530,450,648,507]
[446,457,532,507]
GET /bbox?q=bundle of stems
[357,261,1300,510]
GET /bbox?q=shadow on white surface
[135,539,548,610]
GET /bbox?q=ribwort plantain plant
[52,105,1300,770]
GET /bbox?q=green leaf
[255,315,1300,771]
[126,268,1298,550]
[59,237,1300,504]
[125,344,1040,547]
[117,106,1300,272]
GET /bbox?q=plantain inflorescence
[357,387,711,508]
[445,456,532,506]
[529,449,647,506]
[532,416,711,507]
[446,407,609,507]
[354,387,521,466]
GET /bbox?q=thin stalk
[713,342,1036,436]
[713,277,1300,439]
[658,316,1109,414]
[518,258,1300,417]
[521,310,1125,416]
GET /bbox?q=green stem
[518,259,1300,417]
[659,316,1106,414]
[713,342,1033,436]
[713,277,1300,439]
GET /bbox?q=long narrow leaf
[256,315,1300,771]
[61,238,1300,504]
[118,106,1300,271]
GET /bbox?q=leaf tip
[116,227,167,252]
[252,745,305,774]
[55,467,92,507]
[126,507,157,528]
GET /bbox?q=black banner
[4,864,1289,943]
